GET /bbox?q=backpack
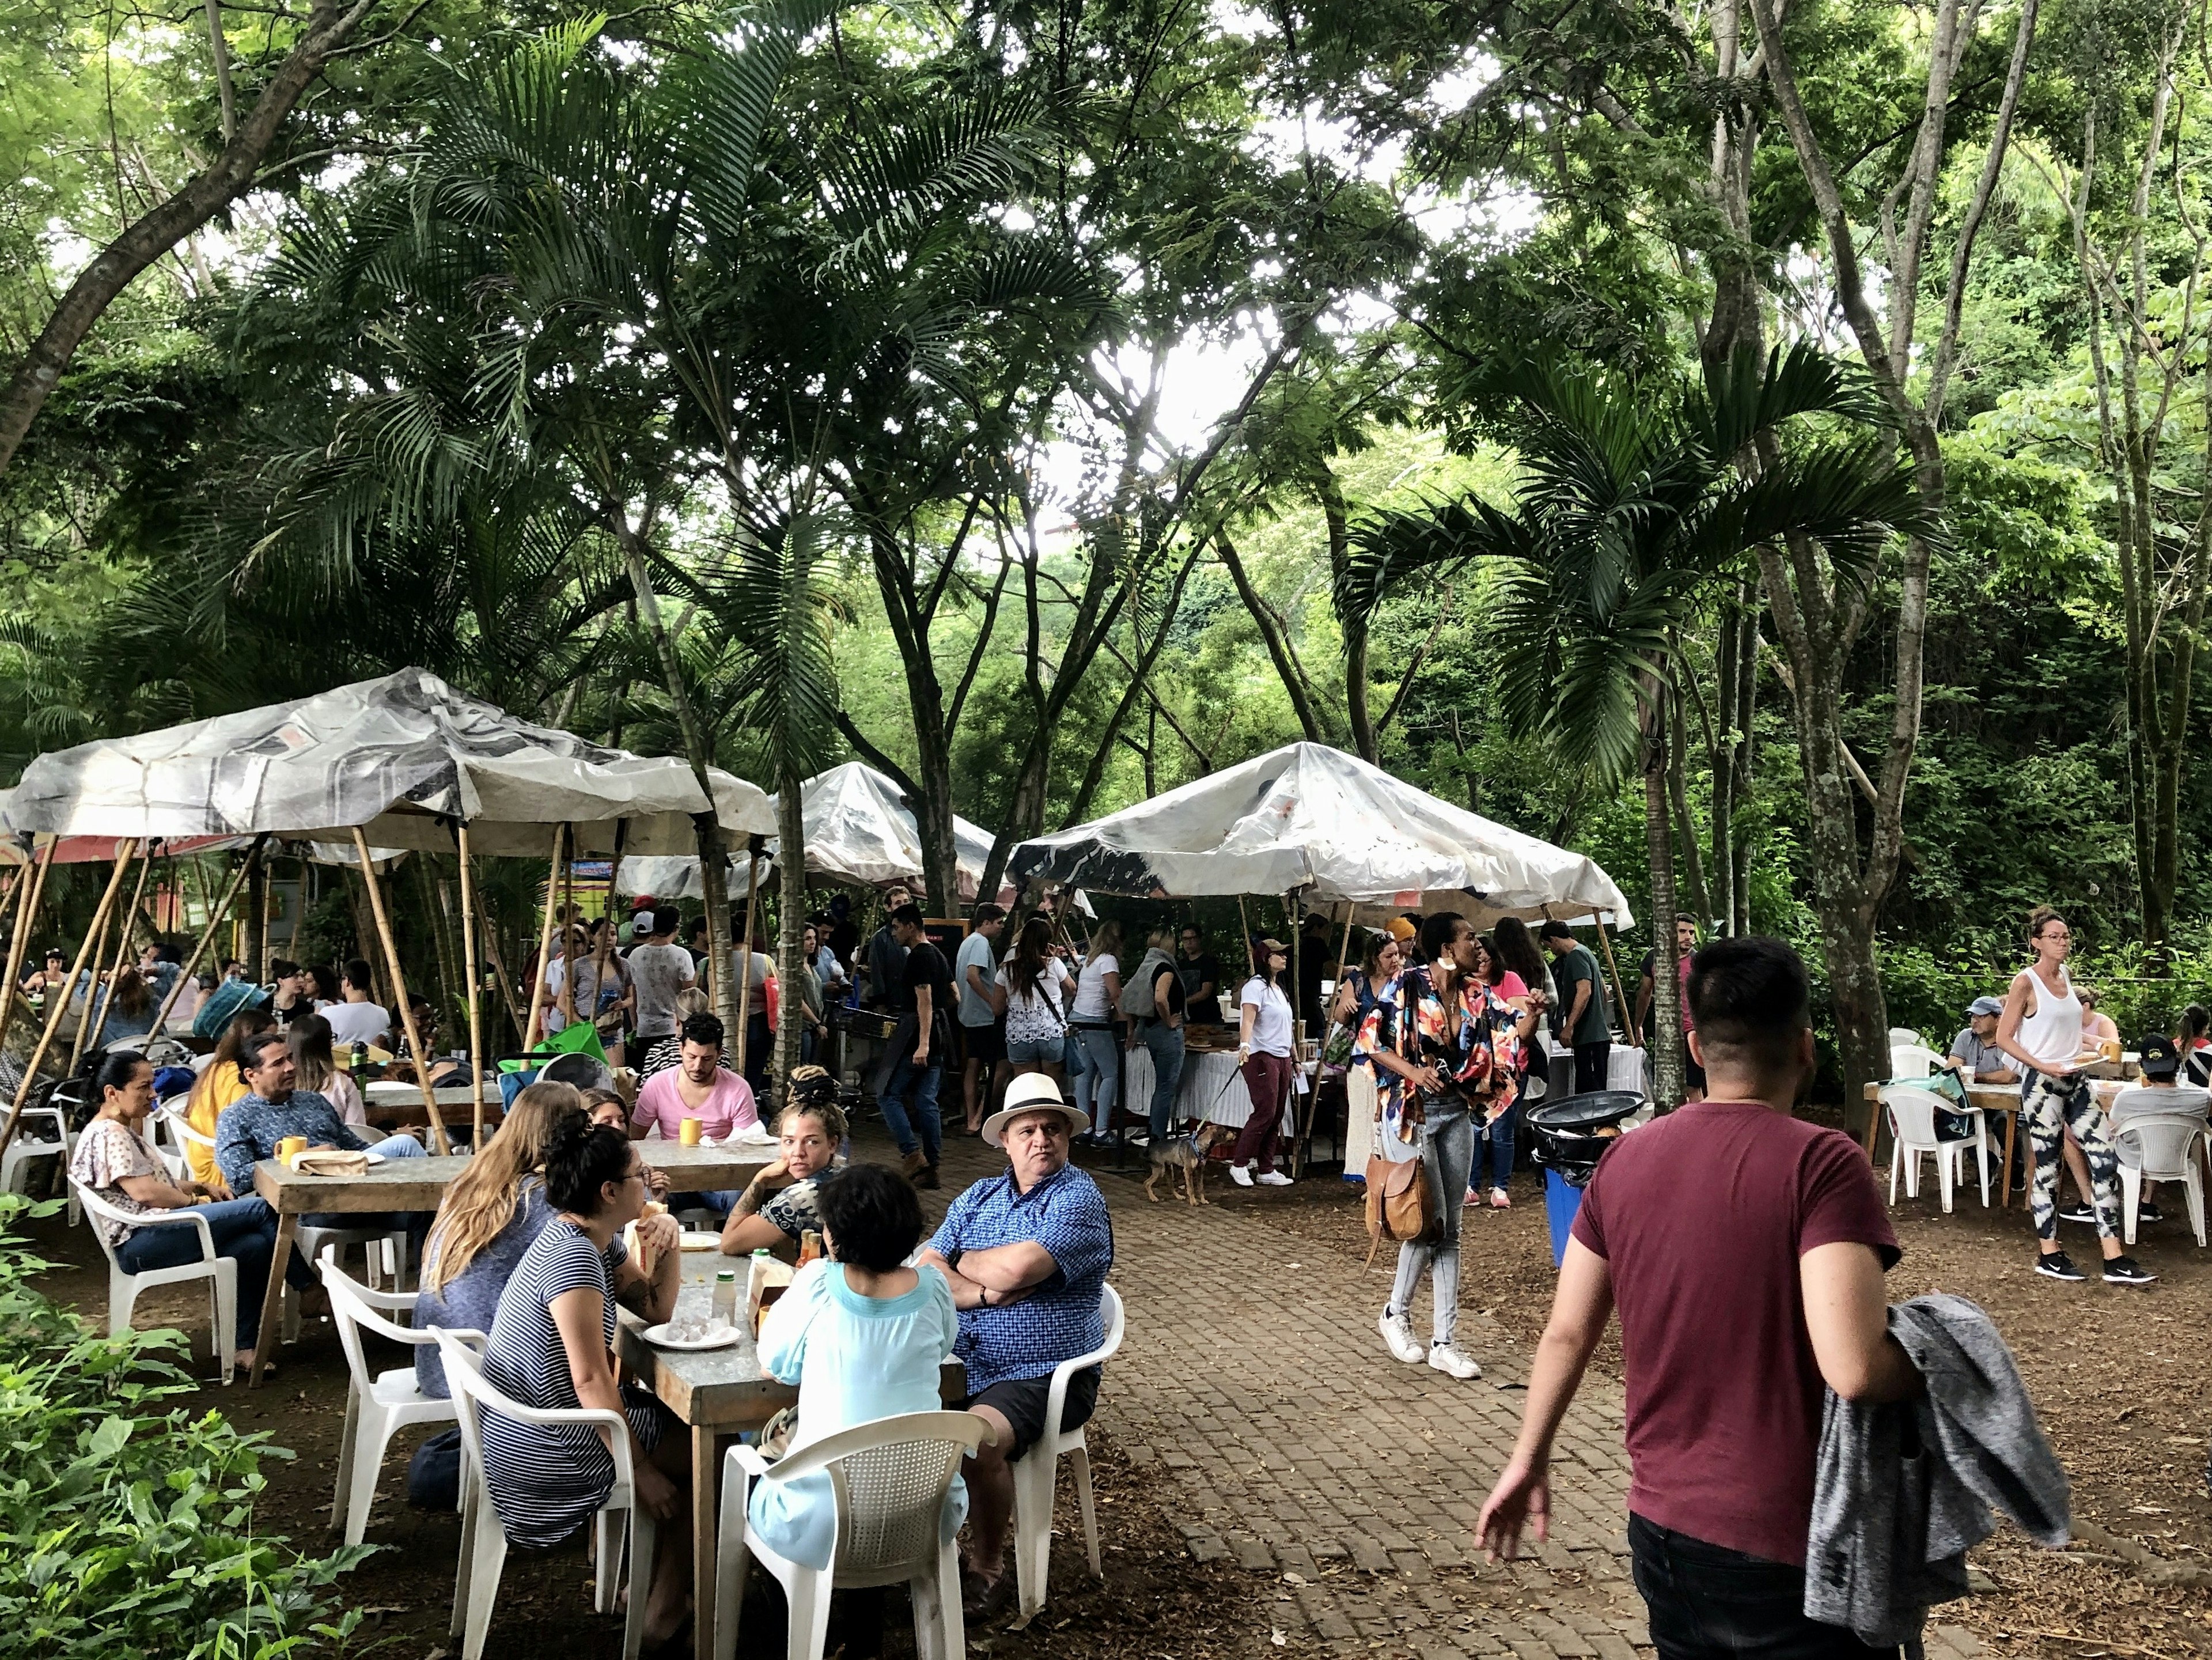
[1118,948,1174,1020]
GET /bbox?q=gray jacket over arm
[1806,1293,2070,1650]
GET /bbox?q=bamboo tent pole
[352,829,451,1155]
[457,822,486,1147]
[0,838,56,1048]
[78,848,154,1061]
[153,836,267,1035]
[0,840,138,1158]
[523,825,563,1049]
[1591,911,1633,1041]
[558,834,578,1029]
[70,844,144,1072]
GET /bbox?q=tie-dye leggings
[2020,1071,2120,1243]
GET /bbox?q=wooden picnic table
[245,1140,777,1387]
[615,1263,965,1660]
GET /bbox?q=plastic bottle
[798,1230,823,1266]
[711,1269,738,1328]
[745,1247,774,1324]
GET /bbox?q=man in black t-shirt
[880,902,953,1188]
[1177,925,1225,1024]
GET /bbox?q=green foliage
[0,1198,368,1658]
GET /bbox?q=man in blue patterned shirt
[921,1073,1114,1615]
[215,1032,429,1239]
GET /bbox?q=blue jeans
[879,1059,943,1164]
[1142,1022,1185,1141]
[116,1196,311,1349]
[1480,1102,1517,1193]
[1071,1025,1119,1129]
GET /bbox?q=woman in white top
[1229,939,1296,1188]
[1067,920,1124,1136]
[1993,905,2147,1285]
[995,916,1075,1084]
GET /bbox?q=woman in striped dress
[476,1119,690,1645]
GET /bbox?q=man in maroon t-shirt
[1478,937,1921,1660]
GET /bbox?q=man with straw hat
[919,1074,1115,1616]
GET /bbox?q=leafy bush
[0,1197,368,1658]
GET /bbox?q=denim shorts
[1006,1035,1060,1064]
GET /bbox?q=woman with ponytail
[69,1050,309,1377]
[475,1117,690,1646]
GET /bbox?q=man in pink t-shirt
[629,1012,757,1211]
[1478,937,1920,1660]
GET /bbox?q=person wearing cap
[918,1074,1114,1616]
[2105,1035,2208,1227]
[1948,997,2017,1085]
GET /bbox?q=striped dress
[478,1219,665,1548]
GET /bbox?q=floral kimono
[1353,962,1525,1144]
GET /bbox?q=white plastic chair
[3,1098,79,1225]
[1889,1045,1944,1080]
[434,1329,655,1660]
[2109,1107,2210,1247]
[1888,1027,1925,1049]
[153,1103,213,1186]
[1880,1086,1985,1213]
[713,1409,986,1660]
[69,1178,237,1382]
[1010,1283,1126,1619]
[321,1259,457,1544]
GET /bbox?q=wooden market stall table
[245,1140,777,1386]
[1859,1071,2134,1208]
[360,1080,501,1135]
[1122,1041,1313,1132]
[615,1265,965,1660]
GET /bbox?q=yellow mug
[2101,1038,2122,1064]
[679,1117,703,1147]
[276,1135,309,1164]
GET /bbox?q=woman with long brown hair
[996,914,1075,1089]
[412,1080,591,1396]
[287,1012,368,1127]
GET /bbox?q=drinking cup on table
[679,1117,703,1147]
[2101,1039,2122,1064]
[276,1135,308,1164]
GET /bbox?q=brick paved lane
[922,1130,1990,1660]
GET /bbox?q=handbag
[1362,1135,1435,1265]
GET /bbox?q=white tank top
[2016,968,2082,1068]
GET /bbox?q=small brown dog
[1145,1121,1228,1205]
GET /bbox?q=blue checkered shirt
[214,1090,366,1194]
[928,1161,1113,1393]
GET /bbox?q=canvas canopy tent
[619,762,1005,901]
[1007,741,1633,926]
[0,669,775,1162]
[1,668,772,856]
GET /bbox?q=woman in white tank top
[1993,907,2149,1285]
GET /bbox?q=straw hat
[980,1072,1091,1147]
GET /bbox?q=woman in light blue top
[752,1163,965,1570]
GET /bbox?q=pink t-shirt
[631,1068,759,1140]
[1492,970,1530,1001]
[1571,1102,1897,1565]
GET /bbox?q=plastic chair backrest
[67,1179,130,1270]
[1888,1028,1924,1049]
[763,1411,987,1576]
[1889,1045,1942,1079]
[320,1259,429,1393]
[1099,1283,1127,1361]
[2112,1113,2209,1180]
[1880,1086,1942,1147]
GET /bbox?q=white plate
[642,1321,744,1352]
[679,1231,721,1251]
[361,1149,387,1164]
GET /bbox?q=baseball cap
[2138,1034,2181,1077]
[1966,996,2003,1018]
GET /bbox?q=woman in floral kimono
[1353,912,1524,1381]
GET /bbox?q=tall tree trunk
[1666,686,1713,927]
[774,772,809,1094]
[1217,529,1328,742]
[613,518,736,1027]
[1321,473,1378,762]
[1643,712,1686,1110]
[0,0,382,478]
[1710,603,1740,936]
[1066,547,1202,822]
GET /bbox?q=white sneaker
[1228,1163,1254,1187]
[1428,1343,1482,1380]
[1256,1171,1293,1186]
[1378,1310,1423,1364]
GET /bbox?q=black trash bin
[1524,1091,1644,1264]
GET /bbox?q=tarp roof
[620,762,1001,900]
[0,668,774,858]
[1008,742,1634,928]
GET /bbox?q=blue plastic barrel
[1543,1168,1584,1267]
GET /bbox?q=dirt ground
[21,1110,2212,1660]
